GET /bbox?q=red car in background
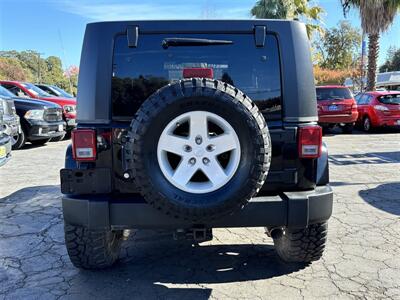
[0,80,76,135]
[316,85,358,133]
[355,91,400,131]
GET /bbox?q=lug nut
[206,144,215,152]
[184,145,192,152]
[195,135,202,145]
[189,157,196,165]
[202,157,210,165]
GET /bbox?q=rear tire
[11,130,26,150]
[30,138,51,146]
[273,222,328,263]
[363,116,372,132]
[64,223,123,269]
[342,123,354,134]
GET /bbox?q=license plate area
[328,105,339,111]
[60,168,111,194]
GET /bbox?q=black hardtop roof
[85,19,300,34]
[88,19,296,25]
[77,18,318,124]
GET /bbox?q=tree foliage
[341,0,400,90]
[379,46,400,72]
[0,50,78,95]
[251,0,324,38]
[0,57,33,81]
[316,21,361,70]
[314,65,360,85]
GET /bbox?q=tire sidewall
[363,117,371,132]
[141,96,263,210]
[12,129,26,150]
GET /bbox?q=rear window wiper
[162,38,233,49]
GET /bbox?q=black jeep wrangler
[60,20,333,269]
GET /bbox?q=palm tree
[251,0,324,38]
[341,0,400,91]
[251,0,289,19]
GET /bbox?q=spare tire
[124,78,271,221]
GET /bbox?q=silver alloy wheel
[157,111,241,194]
[11,134,19,146]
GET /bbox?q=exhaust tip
[270,228,283,239]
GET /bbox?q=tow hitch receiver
[173,228,213,242]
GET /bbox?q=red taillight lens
[72,129,97,161]
[298,126,322,158]
[183,68,213,79]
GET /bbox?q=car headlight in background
[63,105,76,113]
[24,109,44,120]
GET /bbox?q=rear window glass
[316,87,352,101]
[112,33,282,120]
[378,94,400,105]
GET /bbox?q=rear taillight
[298,126,322,158]
[72,129,97,161]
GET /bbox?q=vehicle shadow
[359,182,400,216]
[68,232,307,298]
[0,185,306,298]
[14,143,47,151]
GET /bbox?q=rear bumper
[62,185,333,230]
[318,111,358,124]
[373,115,400,127]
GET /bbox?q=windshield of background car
[316,87,353,101]
[52,86,73,98]
[378,94,400,105]
[21,83,52,97]
[112,33,282,120]
[0,86,16,98]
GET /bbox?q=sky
[0,0,399,69]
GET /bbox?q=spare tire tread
[125,78,271,221]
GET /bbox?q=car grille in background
[44,108,63,122]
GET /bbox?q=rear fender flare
[65,144,77,169]
[316,142,329,186]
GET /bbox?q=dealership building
[345,71,400,91]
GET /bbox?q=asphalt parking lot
[0,130,399,300]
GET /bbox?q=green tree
[42,56,69,88]
[0,50,78,94]
[0,57,33,81]
[341,0,400,90]
[316,21,362,70]
[251,0,324,38]
[379,46,400,72]
[0,50,47,83]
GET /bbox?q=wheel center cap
[194,148,204,157]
